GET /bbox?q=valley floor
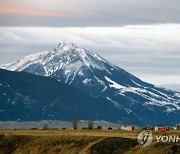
[0,130,180,154]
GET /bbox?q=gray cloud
[0,25,180,86]
[0,0,180,26]
[160,84,180,92]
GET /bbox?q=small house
[121,125,135,131]
[154,125,166,131]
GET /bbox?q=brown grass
[0,130,180,154]
[3,129,140,139]
[0,135,102,154]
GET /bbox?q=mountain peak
[55,42,78,52]
[1,42,111,76]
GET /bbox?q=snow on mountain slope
[1,42,180,125]
[2,42,108,75]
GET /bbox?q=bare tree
[88,120,94,130]
[43,123,49,130]
[73,118,78,130]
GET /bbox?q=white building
[121,125,135,131]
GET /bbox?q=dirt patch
[128,142,180,154]
[89,137,138,154]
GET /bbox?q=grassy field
[3,129,180,137]
[0,130,180,154]
[3,129,140,138]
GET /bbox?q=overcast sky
[0,0,180,91]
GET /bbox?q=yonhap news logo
[137,130,153,147]
[137,130,180,148]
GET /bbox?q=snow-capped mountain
[1,42,180,126]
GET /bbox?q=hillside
[0,132,180,154]
[0,69,128,122]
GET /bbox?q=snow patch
[11,101,15,105]
[106,97,121,109]
[105,76,125,89]
[101,85,107,92]
[131,80,142,87]
[175,93,180,97]
[167,107,176,113]
[82,78,91,85]
[144,101,180,110]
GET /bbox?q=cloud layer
[0,24,180,88]
[0,0,180,26]
[0,7,71,17]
